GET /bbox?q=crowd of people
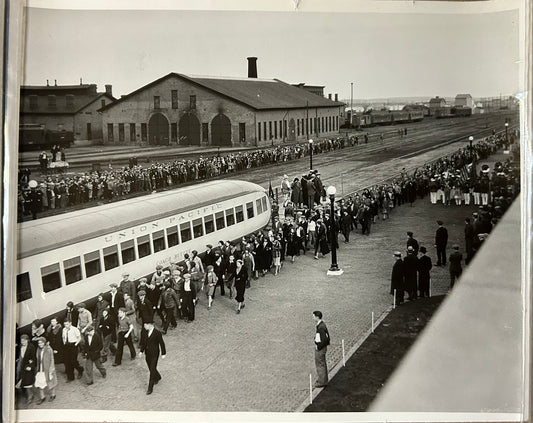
[18,137,353,221]
[15,128,520,404]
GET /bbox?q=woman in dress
[16,334,36,405]
[234,260,248,314]
[203,265,218,310]
[285,227,299,263]
[224,255,237,299]
[35,337,58,404]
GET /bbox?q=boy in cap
[112,308,136,366]
[81,325,106,385]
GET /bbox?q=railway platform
[16,168,497,418]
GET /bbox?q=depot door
[178,113,201,145]
[288,118,296,141]
[148,113,169,145]
[211,114,232,146]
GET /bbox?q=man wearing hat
[434,220,448,266]
[139,320,166,395]
[390,252,405,305]
[417,246,433,298]
[204,244,216,268]
[136,286,154,326]
[151,265,165,286]
[76,303,93,335]
[120,272,136,301]
[403,246,418,301]
[106,283,125,332]
[181,273,196,322]
[81,325,106,385]
[448,245,463,288]
[406,231,419,255]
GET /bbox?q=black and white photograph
[3,0,530,422]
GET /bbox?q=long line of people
[15,129,519,406]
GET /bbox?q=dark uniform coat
[390,259,404,294]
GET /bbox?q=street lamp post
[468,136,475,180]
[326,185,343,275]
[309,139,313,170]
[505,122,509,145]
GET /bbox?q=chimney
[247,57,258,78]
[328,94,332,100]
[335,93,338,102]
[105,85,113,97]
[54,80,57,86]
[80,78,83,85]
[46,80,49,87]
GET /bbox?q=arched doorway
[178,113,201,145]
[148,113,169,145]
[211,114,232,146]
[288,118,296,141]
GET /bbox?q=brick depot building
[99,60,344,147]
[19,82,116,141]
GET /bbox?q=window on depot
[246,202,254,219]
[103,245,119,271]
[137,235,151,258]
[63,256,83,285]
[204,215,215,234]
[166,226,179,247]
[235,205,244,223]
[153,230,166,253]
[17,272,32,302]
[41,263,62,293]
[192,218,204,238]
[84,250,101,278]
[121,240,136,264]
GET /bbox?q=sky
[22,3,521,101]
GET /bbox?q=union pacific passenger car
[16,180,270,329]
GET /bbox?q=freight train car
[16,179,271,330]
[19,124,74,152]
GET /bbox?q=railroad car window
[121,240,136,264]
[261,196,268,212]
[204,215,215,234]
[64,256,83,285]
[192,218,203,238]
[17,272,32,302]
[166,226,179,247]
[215,211,225,230]
[256,199,263,214]
[180,222,192,242]
[236,205,244,222]
[258,122,261,141]
[246,202,254,219]
[84,250,101,277]
[137,235,151,258]
[153,230,166,253]
[226,209,235,226]
[103,245,119,271]
[41,263,62,293]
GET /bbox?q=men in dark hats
[434,220,448,266]
[406,231,419,255]
[448,245,463,288]
[204,244,216,268]
[417,246,432,298]
[403,246,418,301]
[390,252,404,305]
[81,325,106,385]
[139,320,166,395]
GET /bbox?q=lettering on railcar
[103,203,223,243]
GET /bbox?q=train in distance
[19,123,74,152]
[15,179,271,331]
[344,106,472,129]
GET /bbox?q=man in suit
[464,218,475,264]
[81,325,106,385]
[139,321,166,395]
[390,251,405,305]
[448,245,463,288]
[313,310,330,388]
[107,283,125,325]
[434,220,448,266]
[406,231,419,255]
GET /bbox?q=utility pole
[306,100,309,139]
[350,82,354,127]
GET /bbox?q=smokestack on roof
[335,93,338,102]
[105,85,113,97]
[328,94,332,100]
[247,57,258,78]
[46,80,49,87]
[54,80,57,86]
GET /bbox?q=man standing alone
[449,245,463,288]
[313,311,330,388]
[434,220,448,266]
[139,320,166,395]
